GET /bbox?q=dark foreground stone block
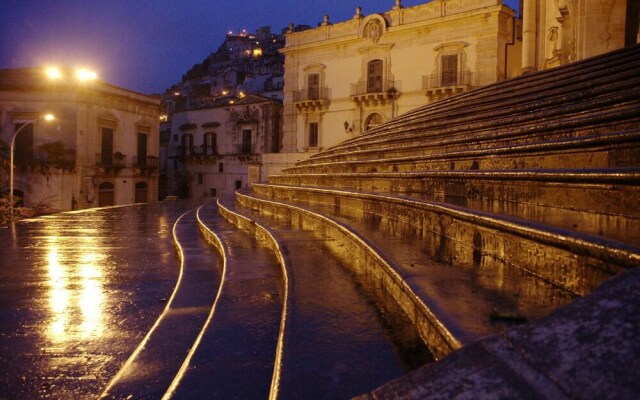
[355,268,640,400]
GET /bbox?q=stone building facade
[521,0,639,72]
[278,0,521,155]
[0,68,160,212]
[165,94,281,199]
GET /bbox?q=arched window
[98,182,115,207]
[364,113,384,132]
[135,182,148,203]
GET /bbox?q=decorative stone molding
[358,14,388,42]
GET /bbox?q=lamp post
[9,113,55,221]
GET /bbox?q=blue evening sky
[0,0,519,94]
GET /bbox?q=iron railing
[293,87,329,102]
[423,71,474,90]
[350,79,397,96]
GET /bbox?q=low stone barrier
[268,169,640,246]
[252,184,639,296]
[235,190,472,360]
[215,199,291,399]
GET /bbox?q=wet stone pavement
[226,202,433,400]
[0,202,192,399]
[0,199,434,399]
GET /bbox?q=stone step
[268,168,640,246]
[100,208,222,399]
[331,44,640,153]
[298,88,640,166]
[166,202,283,399]
[368,44,640,129]
[285,129,640,174]
[355,268,640,400]
[249,183,639,295]
[217,197,429,399]
[240,189,578,350]
[300,102,640,166]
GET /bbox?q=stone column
[522,0,538,73]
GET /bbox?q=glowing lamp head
[43,113,55,121]
[75,68,97,81]
[45,67,62,80]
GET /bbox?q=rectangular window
[137,132,148,167]
[308,73,320,100]
[367,60,383,93]
[13,123,34,167]
[441,55,458,86]
[101,127,114,165]
[242,129,252,154]
[309,122,319,148]
[205,132,217,155]
[198,173,203,184]
[182,134,193,156]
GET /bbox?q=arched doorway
[364,113,384,132]
[135,182,148,203]
[98,182,115,207]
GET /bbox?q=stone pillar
[522,0,538,73]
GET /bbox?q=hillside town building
[164,94,282,199]
[0,67,160,212]
[162,26,286,113]
[160,26,286,199]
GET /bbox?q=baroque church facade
[278,0,521,155]
[261,0,638,180]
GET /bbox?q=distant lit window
[253,48,263,57]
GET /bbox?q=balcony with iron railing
[293,87,330,110]
[231,144,261,163]
[177,145,219,163]
[350,79,398,105]
[423,71,475,100]
[132,156,159,171]
[95,152,126,171]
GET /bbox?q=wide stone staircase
[104,45,640,399]
[221,44,640,396]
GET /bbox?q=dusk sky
[0,0,519,95]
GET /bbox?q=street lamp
[9,113,55,221]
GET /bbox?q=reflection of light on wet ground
[80,253,104,337]
[48,245,70,340]
[45,229,106,342]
